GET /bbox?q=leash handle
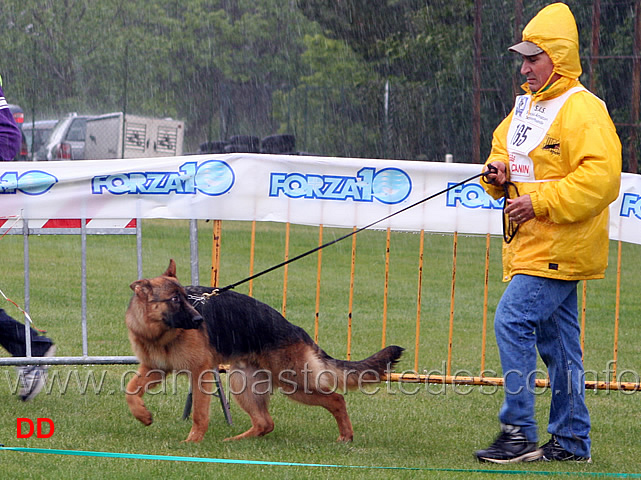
[480,163,499,184]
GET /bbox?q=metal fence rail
[0,218,201,366]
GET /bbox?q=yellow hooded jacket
[483,3,621,282]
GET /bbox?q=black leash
[479,165,520,244]
[215,168,498,293]
[500,181,520,243]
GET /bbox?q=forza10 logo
[0,171,58,195]
[269,167,412,205]
[92,160,235,196]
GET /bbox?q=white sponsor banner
[1,154,640,245]
[609,172,641,244]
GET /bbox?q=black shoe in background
[540,435,592,463]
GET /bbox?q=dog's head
[128,259,203,332]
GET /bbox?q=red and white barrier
[0,217,136,234]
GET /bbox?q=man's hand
[505,195,534,224]
[483,161,507,186]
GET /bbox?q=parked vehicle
[84,112,184,159]
[36,113,96,161]
[260,134,296,154]
[195,140,228,154]
[8,104,28,161]
[22,119,58,161]
[192,134,297,155]
[224,135,260,153]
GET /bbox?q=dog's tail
[310,345,404,392]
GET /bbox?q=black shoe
[475,425,542,464]
[540,435,592,463]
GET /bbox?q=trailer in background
[85,112,184,159]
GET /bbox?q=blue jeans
[0,308,53,357]
[495,274,591,458]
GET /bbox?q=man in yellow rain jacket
[476,3,621,464]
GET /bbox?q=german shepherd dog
[125,259,403,443]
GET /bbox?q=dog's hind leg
[288,390,354,442]
[125,365,165,426]
[224,366,274,441]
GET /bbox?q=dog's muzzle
[192,315,204,328]
[183,314,204,329]
[167,313,204,330]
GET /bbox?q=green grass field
[1,220,640,479]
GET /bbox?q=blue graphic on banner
[445,182,503,209]
[91,160,235,196]
[620,193,641,220]
[269,167,411,205]
[0,170,58,196]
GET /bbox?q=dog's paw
[336,434,353,443]
[183,431,205,442]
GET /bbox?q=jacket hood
[521,3,582,79]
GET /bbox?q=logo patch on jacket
[542,136,560,156]
[548,263,559,271]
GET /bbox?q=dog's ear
[164,259,177,279]
[130,279,152,299]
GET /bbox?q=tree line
[1,0,638,170]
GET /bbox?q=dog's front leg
[125,365,165,426]
[184,367,214,442]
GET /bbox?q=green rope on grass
[1,446,641,477]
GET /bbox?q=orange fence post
[210,220,222,287]
[612,240,622,382]
[480,233,491,375]
[347,227,357,361]
[447,232,458,377]
[381,228,391,348]
[248,221,256,297]
[414,230,425,372]
[282,222,290,317]
[314,225,323,344]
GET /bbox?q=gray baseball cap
[508,41,544,56]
